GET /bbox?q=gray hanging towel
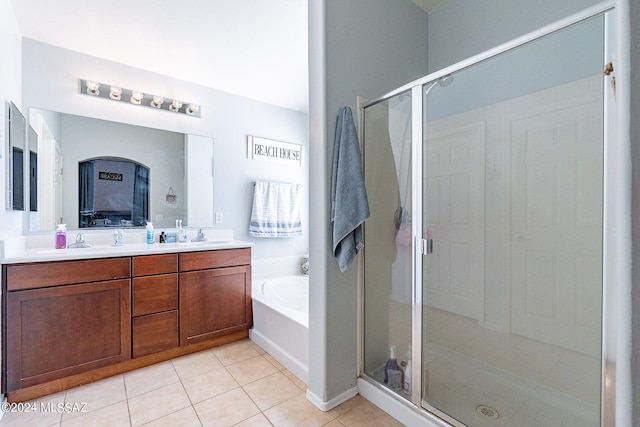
[331,106,370,272]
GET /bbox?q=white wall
[21,38,309,260]
[628,0,639,423]
[308,0,429,407]
[0,0,25,239]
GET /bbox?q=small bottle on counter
[146,222,154,244]
[55,224,67,249]
[159,231,166,243]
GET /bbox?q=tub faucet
[191,228,207,242]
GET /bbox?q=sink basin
[36,249,67,254]
[36,246,113,255]
[185,240,230,245]
[67,243,94,249]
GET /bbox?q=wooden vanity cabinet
[131,254,179,358]
[179,249,252,346]
[4,258,131,392]
[2,247,252,399]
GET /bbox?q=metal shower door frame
[360,1,619,426]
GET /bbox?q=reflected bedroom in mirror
[27,109,204,231]
[78,157,149,228]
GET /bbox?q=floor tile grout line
[7,339,342,427]
[133,379,204,427]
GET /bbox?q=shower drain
[476,405,500,419]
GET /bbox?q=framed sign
[247,136,302,166]
[98,171,123,181]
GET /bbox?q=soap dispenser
[146,222,154,244]
[55,224,67,249]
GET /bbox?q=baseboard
[249,329,308,385]
[357,378,448,427]
[306,386,358,412]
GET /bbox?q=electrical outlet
[215,212,223,224]
[155,214,163,221]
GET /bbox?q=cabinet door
[6,279,131,391]
[179,265,251,346]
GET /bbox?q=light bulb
[150,95,164,108]
[169,99,183,112]
[130,90,144,105]
[85,80,100,95]
[109,86,122,100]
[186,104,200,115]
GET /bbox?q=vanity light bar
[78,79,201,117]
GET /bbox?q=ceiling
[10,0,441,114]
[411,0,444,13]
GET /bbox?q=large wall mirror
[6,101,27,211]
[29,109,214,231]
[28,125,38,212]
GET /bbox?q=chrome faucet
[191,228,207,242]
[68,232,93,248]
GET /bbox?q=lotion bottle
[383,345,403,391]
[403,345,412,394]
[55,224,67,249]
[146,222,154,244]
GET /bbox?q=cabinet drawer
[132,274,178,316]
[179,249,250,272]
[5,258,131,291]
[132,254,178,277]
[132,311,179,358]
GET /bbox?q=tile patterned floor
[0,339,404,427]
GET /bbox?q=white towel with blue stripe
[250,181,302,238]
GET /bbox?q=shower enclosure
[361,5,616,426]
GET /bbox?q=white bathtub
[250,275,309,384]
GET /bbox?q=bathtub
[250,275,309,384]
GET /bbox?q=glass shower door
[421,15,604,426]
[362,90,414,399]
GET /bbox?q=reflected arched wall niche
[78,157,149,228]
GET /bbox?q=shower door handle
[421,238,433,255]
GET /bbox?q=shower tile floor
[0,339,403,427]
[384,301,600,426]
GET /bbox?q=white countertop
[0,229,253,264]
